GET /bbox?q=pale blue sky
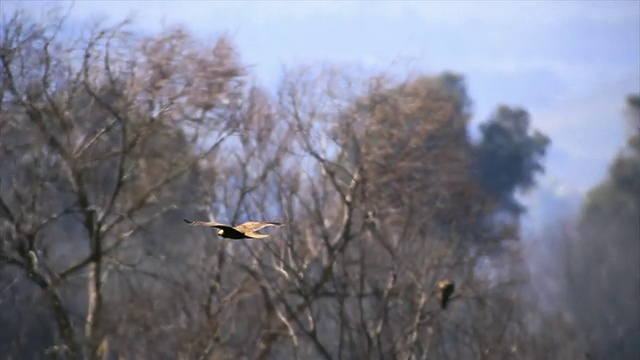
[3,0,640,229]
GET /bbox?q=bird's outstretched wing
[234,221,284,238]
[184,218,227,228]
[236,221,283,232]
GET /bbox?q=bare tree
[200,65,540,359]
[0,8,245,360]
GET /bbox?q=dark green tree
[562,94,640,360]
[474,106,551,214]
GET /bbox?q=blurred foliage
[560,95,639,360]
[474,106,551,215]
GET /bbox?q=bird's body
[184,219,284,239]
[438,279,455,310]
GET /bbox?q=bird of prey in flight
[438,279,456,310]
[183,218,284,239]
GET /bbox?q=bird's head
[438,279,455,292]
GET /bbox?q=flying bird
[183,218,284,239]
[438,279,456,310]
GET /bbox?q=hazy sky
[3,0,640,231]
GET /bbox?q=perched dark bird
[438,279,455,309]
[183,219,284,239]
